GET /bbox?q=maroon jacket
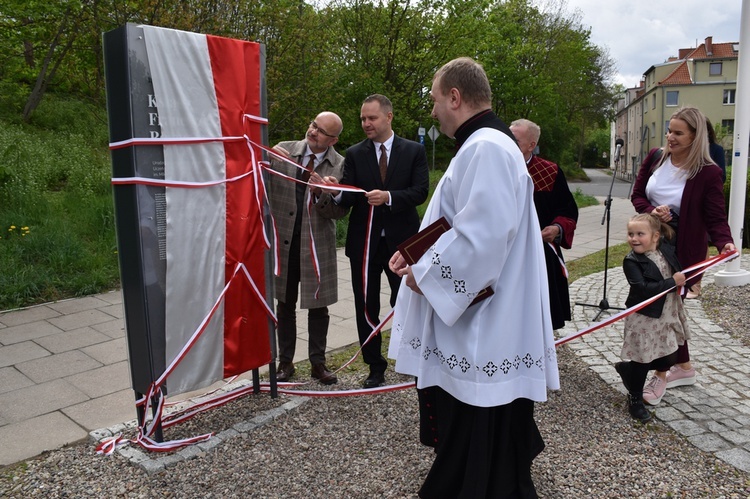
[631,148,733,283]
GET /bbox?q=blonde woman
[631,106,735,404]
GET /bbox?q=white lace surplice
[389,128,559,408]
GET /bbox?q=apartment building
[612,36,738,179]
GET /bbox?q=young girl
[615,213,689,423]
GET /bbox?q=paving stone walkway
[561,258,750,473]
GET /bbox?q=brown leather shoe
[276,361,295,382]
[311,363,338,385]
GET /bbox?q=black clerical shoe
[363,370,385,389]
[311,363,338,385]
[276,361,295,382]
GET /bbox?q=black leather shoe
[311,363,338,385]
[276,361,295,382]
[363,371,385,389]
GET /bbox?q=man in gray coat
[266,112,348,384]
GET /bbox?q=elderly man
[510,118,578,330]
[266,112,348,384]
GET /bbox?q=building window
[722,119,735,134]
[710,62,723,76]
[724,89,736,105]
[652,96,656,110]
[652,122,656,138]
[666,91,679,106]
[644,96,648,112]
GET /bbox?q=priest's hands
[389,251,407,275]
[389,251,422,295]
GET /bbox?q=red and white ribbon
[110,170,254,188]
[555,249,738,347]
[549,242,569,279]
[109,135,246,150]
[96,262,276,456]
[259,380,415,397]
[361,205,380,330]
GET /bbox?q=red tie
[301,153,314,183]
[379,144,388,182]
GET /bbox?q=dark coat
[528,155,578,329]
[631,147,733,289]
[339,135,429,259]
[623,241,682,318]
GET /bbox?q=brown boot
[311,363,337,385]
[276,361,295,382]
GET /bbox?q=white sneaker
[642,375,666,406]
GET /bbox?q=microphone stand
[576,164,625,321]
[627,155,637,199]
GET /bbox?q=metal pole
[715,0,750,286]
[432,139,435,171]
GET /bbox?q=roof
[689,42,738,59]
[659,61,692,85]
[656,40,738,85]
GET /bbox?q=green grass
[0,96,118,311]
[567,242,631,283]
[573,188,599,209]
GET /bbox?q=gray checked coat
[267,140,348,308]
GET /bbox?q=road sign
[428,125,439,142]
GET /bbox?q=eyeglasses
[310,121,338,138]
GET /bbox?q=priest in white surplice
[388,58,559,498]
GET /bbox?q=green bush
[0,96,118,310]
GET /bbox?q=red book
[397,217,493,305]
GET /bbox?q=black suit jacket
[339,134,429,260]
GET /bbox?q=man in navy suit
[336,94,429,388]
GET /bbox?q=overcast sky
[559,0,743,88]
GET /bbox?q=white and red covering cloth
[140,26,270,395]
[388,127,560,408]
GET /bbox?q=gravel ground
[2,284,750,498]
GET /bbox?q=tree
[0,0,619,161]
[21,5,84,122]
[469,0,617,166]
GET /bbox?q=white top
[388,127,560,407]
[645,157,687,215]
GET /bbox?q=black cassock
[528,155,578,330]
